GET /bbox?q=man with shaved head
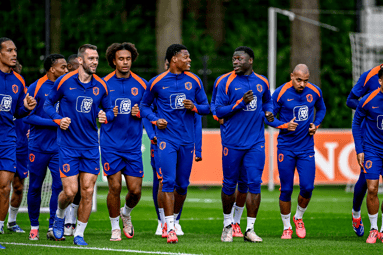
[265,64,326,239]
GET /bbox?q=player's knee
[237,182,248,194]
[300,188,313,199]
[222,181,236,196]
[109,182,122,196]
[175,186,188,196]
[13,185,23,195]
[248,183,261,194]
[161,180,175,193]
[279,189,293,202]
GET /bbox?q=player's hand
[357,153,365,171]
[195,157,202,162]
[287,117,298,131]
[309,123,317,135]
[24,93,37,110]
[60,117,71,130]
[26,129,30,139]
[265,111,274,122]
[131,104,140,117]
[218,118,224,125]
[183,99,195,110]
[243,90,254,104]
[98,110,107,123]
[152,137,157,145]
[157,119,168,129]
[113,106,118,117]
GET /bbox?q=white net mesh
[349,33,383,86]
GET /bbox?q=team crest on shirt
[278,153,284,162]
[257,84,263,93]
[170,93,186,109]
[185,82,192,90]
[12,84,18,94]
[0,94,12,112]
[244,97,257,111]
[293,105,309,121]
[29,153,35,162]
[104,162,110,171]
[159,142,166,150]
[223,147,228,156]
[131,87,138,96]
[365,160,372,169]
[76,96,93,113]
[377,115,383,130]
[115,98,131,114]
[93,87,99,96]
[306,94,313,103]
[63,164,70,173]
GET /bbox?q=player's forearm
[23,115,58,127]
[14,105,30,119]
[216,101,246,118]
[43,99,63,121]
[346,91,359,110]
[265,117,287,129]
[140,103,159,122]
[142,117,156,140]
[193,103,210,115]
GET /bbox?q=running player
[101,42,147,241]
[140,44,210,243]
[211,71,248,238]
[24,54,68,241]
[147,58,202,237]
[352,67,383,243]
[0,37,36,250]
[265,64,326,239]
[215,46,274,243]
[347,64,382,237]
[7,61,28,234]
[44,44,117,246]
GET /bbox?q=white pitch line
[2,242,201,255]
[97,195,352,204]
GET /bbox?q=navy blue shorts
[101,147,143,178]
[59,146,100,177]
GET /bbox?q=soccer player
[6,61,28,234]
[44,44,117,246]
[64,54,81,236]
[215,46,274,243]
[100,42,147,241]
[346,64,382,237]
[211,72,248,238]
[24,54,68,241]
[352,67,383,243]
[0,37,36,250]
[264,64,326,239]
[140,44,210,243]
[67,54,80,72]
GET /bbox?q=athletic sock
[223,213,231,227]
[230,202,236,223]
[71,204,79,224]
[64,206,72,224]
[352,209,361,219]
[74,220,87,237]
[352,173,367,212]
[233,205,244,224]
[159,208,165,225]
[0,221,4,231]
[281,213,292,230]
[174,213,179,224]
[165,215,175,232]
[31,225,39,230]
[123,204,133,216]
[294,205,307,220]
[368,213,378,230]
[56,207,66,219]
[246,217,256,231]
[8,206,19,223]
[110,216,120,230]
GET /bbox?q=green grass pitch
[1,186,382,254]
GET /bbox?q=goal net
[13,168,97,213]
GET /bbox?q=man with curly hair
[101,42,148,241]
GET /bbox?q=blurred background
[4,0,383,129]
